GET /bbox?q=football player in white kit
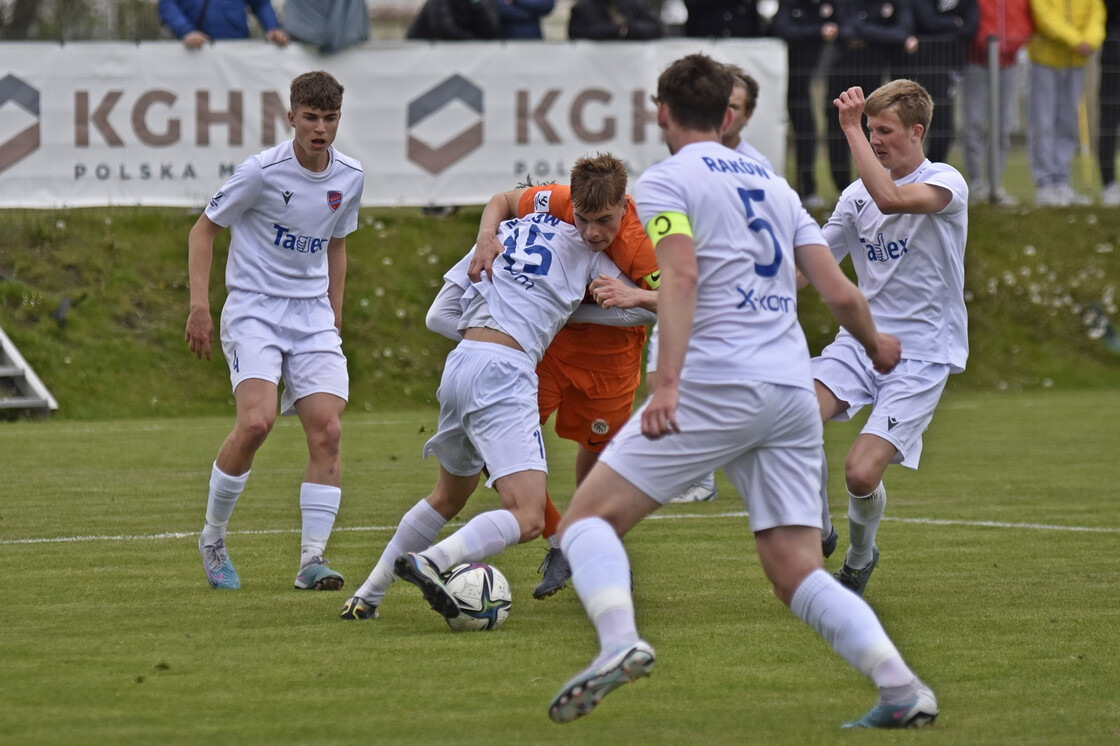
[185,71,364,591]
[339,197,653,622]
[815,81,968,598]
[671,62,774,505]
[721,64,774,172]
[548,54,938,729]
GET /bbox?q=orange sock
[543,491,562,540]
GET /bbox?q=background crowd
[3,0,1118,207]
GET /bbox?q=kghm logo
[0,74,41,174]
[407,74,483,174]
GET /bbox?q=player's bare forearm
[470,189,523,281]
[836,87,900,207]
[649,233,697,432]
[187,214,218,313]
[328,237,347,331]
[186,214,221,360]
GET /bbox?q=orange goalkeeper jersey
[517,185,659,378]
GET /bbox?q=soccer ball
[442,563,512,631]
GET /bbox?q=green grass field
[3,390,1118,745]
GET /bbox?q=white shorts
[812,336,950,469]
[423,340,547,487]
[220,290,348,416]
[600,380,823,533]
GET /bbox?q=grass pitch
[2,390,1119,745]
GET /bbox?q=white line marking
[3,512,1118,546]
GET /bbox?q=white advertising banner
[0,39,787,208]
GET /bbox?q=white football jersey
[733,138,775,173]
[442,213,623,364]
[635,140,824,390]
[822,160,968,372]
[206,140,363,299]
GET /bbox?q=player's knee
[309,416,342,455]
[238,414,275,447]
[844,461,881,497]
[514,510,545,542]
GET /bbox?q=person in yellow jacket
[1028,0,1107,205]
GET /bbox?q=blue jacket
[159,0,283,39]
[496,0,556,38]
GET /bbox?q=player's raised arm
[835,86,952,215]
[469,189,525,281]
[185,213,223,360]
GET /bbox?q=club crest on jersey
[534,191,551,212]
[328,191,342,212]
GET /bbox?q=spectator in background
[497,0,556,37]
[407,0,502,39]
[825,0,919,193]
[909,0,978,163]
[568,0,664,39]
[283,0,370,53]
[960,0,1032,205]
[1027,0,1105,206]
[159,0,290,48]
[683,0,762,38]
[1099,0,1120,204]
[770,0,839,209]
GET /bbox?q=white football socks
[354,499,447,606]
[562,517,638,655]
[847,482,886,568]
[790,568,916,689]
[299,483,341,567]
[201,462,248,544]
[422,509,521,572]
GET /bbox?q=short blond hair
[865,79,933,137]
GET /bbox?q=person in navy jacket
[497,0,556,37]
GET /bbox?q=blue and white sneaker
[294,556,345,591]
[339,596,379,620]
[549,640,656,723]
[843,682,938,729]
[394,552,460,618]
[199,535,240,590]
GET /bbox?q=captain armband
[645,211,693,250]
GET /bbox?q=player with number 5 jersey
[548,55,936,730]
[636,123,818,392]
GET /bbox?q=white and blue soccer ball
[442,563,512,631]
